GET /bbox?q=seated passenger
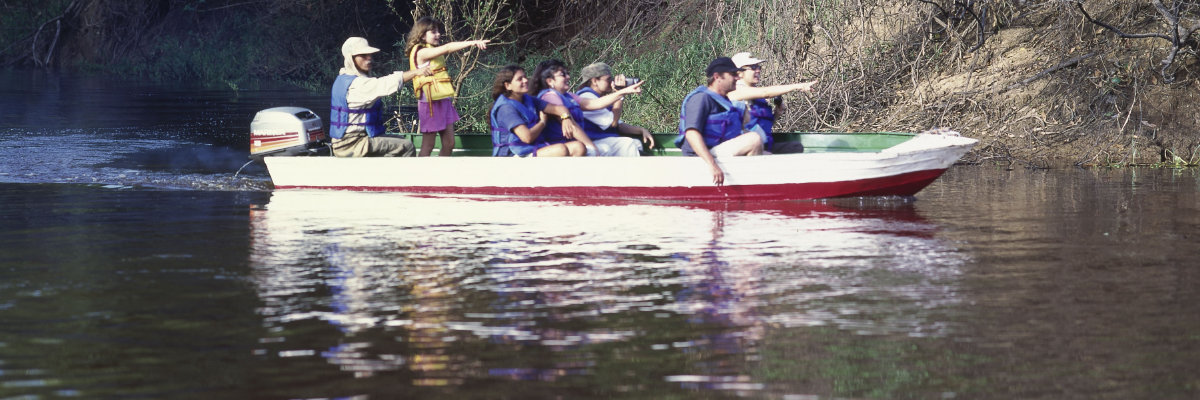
[530,59,643,156]
[727,52,817,154]
[489,65,588,157]
[575,62,655,156]
[676,57,764,185]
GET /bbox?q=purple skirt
[416,98,461,133]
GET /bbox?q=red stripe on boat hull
[274,168,949,201]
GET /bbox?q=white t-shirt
[578,91,616,129]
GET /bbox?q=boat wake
[1,128,272,191]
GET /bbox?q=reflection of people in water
[478,261,602,383]
[251,193,960,396]
[402,264,464,386]
[318,246,417,378]
[669,208,767,389]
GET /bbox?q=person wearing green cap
[574,62,655,156]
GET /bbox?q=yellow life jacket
[409,44,456,104]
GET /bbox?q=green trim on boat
[400,131,917,157]
[795,132,916,153]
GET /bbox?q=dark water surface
[2,72,1199,399]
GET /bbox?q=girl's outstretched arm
[415,40,490,65]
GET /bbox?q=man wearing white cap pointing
[329,37,431,157]
[727,52,817,154]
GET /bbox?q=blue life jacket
[490,94,546,157]
[330,74,384,139]
[536,89,586,144]
[574,87,620,140]
[674,86,744,148]
[745,98,775,149]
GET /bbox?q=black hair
[530,59,568,94]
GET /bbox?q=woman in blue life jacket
[489,65,589,157]
[530,59,644,156]
[726,52,817,154]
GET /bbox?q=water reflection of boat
[246,191,963,395]
[548,195,929,221]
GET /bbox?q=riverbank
[4,0,1197,167]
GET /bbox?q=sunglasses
[741,65,762,71]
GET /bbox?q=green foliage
[610,35,724,133]
[2,0,386,90]
[0,0,75,59]
[123,31,257,87]
[109,8,339,90]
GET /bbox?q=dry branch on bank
[1006,52,1097,90]
[1074,0,1200,82]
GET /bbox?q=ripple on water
[246,192,971,395]
[1,128,271,190]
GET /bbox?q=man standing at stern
[677,57,763,185]
[330,37,429,157]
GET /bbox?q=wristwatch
[560,113,572,120]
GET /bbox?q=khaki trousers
[332,132,416,157]
[710,132,764,157]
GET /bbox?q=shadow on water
[0,183,272,399]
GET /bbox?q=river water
[1,71,1198,399]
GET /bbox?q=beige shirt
[337,66,407,135]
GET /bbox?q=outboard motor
[249,107,328,160]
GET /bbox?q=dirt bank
[629,0,1200,167]
[7,0,1197,167]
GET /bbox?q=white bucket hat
[341,37,380,58]
[731,52,766,68]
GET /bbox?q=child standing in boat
[406,16,490,157]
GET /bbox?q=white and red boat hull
[264,133,977,201]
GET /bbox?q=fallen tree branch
[196,0,273,12]
[1006,52,1097,90]
[1073,1,1170,41]
[31,16,64,67]
[0,31,35,58]
[44,19,61,66]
